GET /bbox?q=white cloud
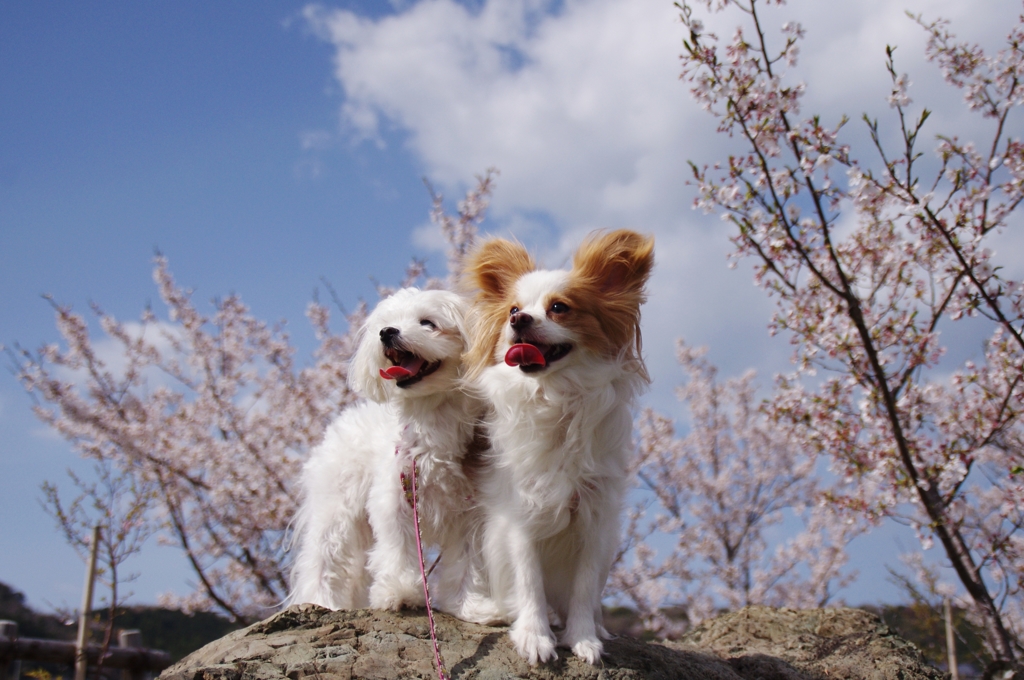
[306,0,700,222]
[305,0,1022,393]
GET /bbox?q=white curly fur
[287,288,499,624]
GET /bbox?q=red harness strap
[407,457,451,680]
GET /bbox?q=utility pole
[944,597,959,680]
[75,526,101,680]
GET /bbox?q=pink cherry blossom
[12,179,491,622]
[609,342,860,634]
[678,0,1024,664]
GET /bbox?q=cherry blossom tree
[13,263,362,622]
[609,341,858,634]
[12,178,493,623]
[679,0,1024,665]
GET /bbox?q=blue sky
[1,2,429,328]
[2,0,1020,614]
[0,1,439,611]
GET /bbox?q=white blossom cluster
[609,341,859,635]
[681,0,1024,664]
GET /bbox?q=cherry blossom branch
[679,0,1023,663]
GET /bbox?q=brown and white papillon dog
[462,230,654,664]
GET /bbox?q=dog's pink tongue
[505,343,546,368]
[379,356,426,381]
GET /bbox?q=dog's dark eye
[419,319,437,329]
[510,306,520,315]
[549,302,570,314]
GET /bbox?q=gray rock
[159,604,944,680]
[671,605,946,680]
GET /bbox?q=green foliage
[24,669,62,680]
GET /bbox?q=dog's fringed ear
[572,230,654,378]
[461,238,535,301]
[461,237,536,374]
[442,293,471,352]
[348,320,389,404]
[572,229,654,297]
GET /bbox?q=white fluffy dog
[287,287,497,623]
[463,230,654,664]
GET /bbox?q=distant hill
[0,581,239,663]
[0,581,74,641]
[99,606,241,662]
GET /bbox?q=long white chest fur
[480,365,634,529]
[477,360,642,663]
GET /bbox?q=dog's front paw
[569,637,603,665]
[367,587,404,611]
[510,624,557,665]
[455,594,505,626]
[368,579,424,611]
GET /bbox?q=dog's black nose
[380,327,400,345]
[509,312,533,330]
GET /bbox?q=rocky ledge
[159,604,944,680]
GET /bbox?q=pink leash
[408,458,451,680]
